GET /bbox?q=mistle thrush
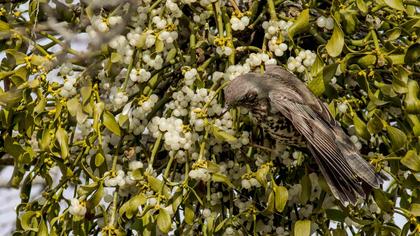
[224,64,385,205]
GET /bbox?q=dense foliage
[0,0,419,235]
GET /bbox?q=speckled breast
[249,100,306,147]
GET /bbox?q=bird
[224,64,385,205]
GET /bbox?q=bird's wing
[268,92,367,204]
[264,64,336,126]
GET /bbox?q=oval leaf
[401,150,420,171]
[326,20,344,57]
[103,110,121,136]
[274,185,288,212]
[384,0,405,11]
[294,220,311,236]
[288,9,309,39]
[386,126,407,151]
[157,208,172,233]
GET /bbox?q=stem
[222,7,235,65]
[309,27,327,44]
[198,130,209,160]
[213,2,224,35]
[267,0,278,21]
[39,32,81,56]
[229,0,241,14]
[123,49,137,90]
[109,190,119,226]
[370,29,381,53]
[149,133,163,167]
[202,80,230,111]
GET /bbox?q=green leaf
[95,152,105,167]
[325,209,346,222]
[103,110,121,136]
[405,80,420,113]
[215,218,228,232]
[212,173,235,188]
[0,20,10,31]
[210,124,237,142]
[81,85,92,105]
[155,38,164,53]
[111,52,122,63]
[146,175,170,198]
[386,126,407,151]
[404,43,420,66]
[367,115,383,134]
[55,127,69,159]
[288,9,309,39]
[326,20,344,57]
[88,183,104,209]
[119,194,146,219]
[255,164,270,187]
[166,48,177,63]
[356,0,368,13]
[40,127,51,151]
[38,219,48,236]
[373,189,393,212]
[157,208,172,233]
[401,150,420,171]
[384,0,405,11]
[410,203,420,216]
[93,102,105,134]
[294,220,311,236]
[6,49,27,64]
[353,115,370,140]
[300,175,311,204]
[67,96,81,117]
[20,211,39,231]
[274,185,288,212]
[357,54,377,67]
[184,204,194,225]
[4,135,25,158]
[0,88,23,107]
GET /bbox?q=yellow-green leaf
[56,127,69,159]
[155,38,164,53]
[0,20,10,31]
[386,126,407,151]
[95,153,105,167]
[294,220,311,236]
[0,88,23,107]
[326,20,344,57]
[288,9,309,39]
[6,49,27,64]
[353,115,370,140]
[157,208,172,233]
[212,173,235,188]
[356,0,368,13]
[103,110,121,136]
[410,203,420,216]
[384,0,405,11]
[185,204,194,225]
[20,211,39,232]
[300,175,311,204]
[274,185,288,212]
[401,150,420,171]
[38,219,48,236]
[210,125,237,142]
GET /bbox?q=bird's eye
[239,92,257,104]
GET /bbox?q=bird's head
[223,73,267,110]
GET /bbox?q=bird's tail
[308,127,385,205]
